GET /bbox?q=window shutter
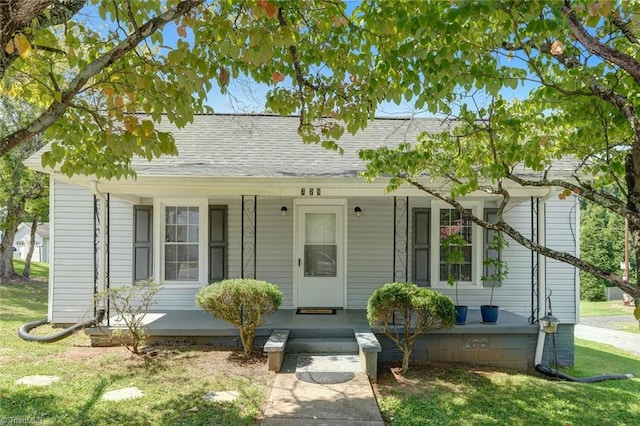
[412,208,430,286]
[209,206,227,282]
[134,206,153,281]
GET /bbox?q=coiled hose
[18,309,106,343]
[535,364,635,382]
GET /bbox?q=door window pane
[305,213,336,244]
[304,245,337,277]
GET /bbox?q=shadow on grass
[156,389,260,426]
[2,373,261,425]
[0,280,48,323]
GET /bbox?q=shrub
[580,272,607,301]
[196,278,282,355]
[95,280,162,356]
[367,282,455,373]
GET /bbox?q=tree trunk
[22,220,38,278]
[0,209,20,278]
[401,349,410,373]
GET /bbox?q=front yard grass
[580,300,635,317]
[0,264,274,425]
[4,260,639,425]
[374,341,640,425]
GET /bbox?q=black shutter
[134,206,153,281]
[209,206,227,282]
[412,208,430,286]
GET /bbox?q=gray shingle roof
[133,114,450,177]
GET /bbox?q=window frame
[430,201,482,287]
[154,198,208,288]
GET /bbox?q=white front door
[296,204,345,307]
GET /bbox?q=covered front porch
[86,308,542,373]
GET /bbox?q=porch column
[393,197,409,282]
[241,195,257,279]
[91,182,110,321]
[537,197,547,321]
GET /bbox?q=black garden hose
[535,364,635,383]
[18,309,105,343]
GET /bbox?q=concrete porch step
[289,328,355,339]
[285,337,359,354]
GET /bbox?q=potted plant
[480,232,509,323]
[442,233,468,325]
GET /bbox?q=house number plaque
[464,338,489,349]
[300,188,321,196]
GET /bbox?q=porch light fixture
[540,313,560,334]
[281,206,288,216]
[540,290,560,334]
[354,206,362,217]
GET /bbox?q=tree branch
[562,0,640,85]
[1,1,87,79]
[0,0,205,157]
[404,176,639,297]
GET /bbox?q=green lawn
[4,261,639,425]
[580,300,635,317]
[375,341,640,426]
[0,262,274,425]
[11,258,49,279]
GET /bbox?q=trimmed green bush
[367,282,455,373]
[196,278,282,355]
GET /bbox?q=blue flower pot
[455,305,468,325]
[481,305,499,323]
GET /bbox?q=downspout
[90,181,107,311]
[532,191,633,382]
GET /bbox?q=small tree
[196,279,282,355]
[481,232,510,307]
[367,282,455,373]
[442,233,467,306]
[95,280,161,356]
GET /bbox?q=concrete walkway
[575,324,640,357]
[262,354,384,426]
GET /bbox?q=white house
[27,115,579,369]
[13,222,50,263]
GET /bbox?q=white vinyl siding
[545,195,579,323]
[49,182,95,324]
[346,198,394,309]
[256,198,294,308]
[48,187,577,322]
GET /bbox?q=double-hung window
[413,202,500,286]
[135,201,227,285]
[164,206,200,281]
[438,208,473,283]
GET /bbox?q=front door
[296,204,345,307]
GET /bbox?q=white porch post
[537,196,547,320]
[91,182,108,307]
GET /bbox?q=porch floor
[85,308,537,338]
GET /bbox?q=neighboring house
[27,115,579,369]
[13,222,50,263]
